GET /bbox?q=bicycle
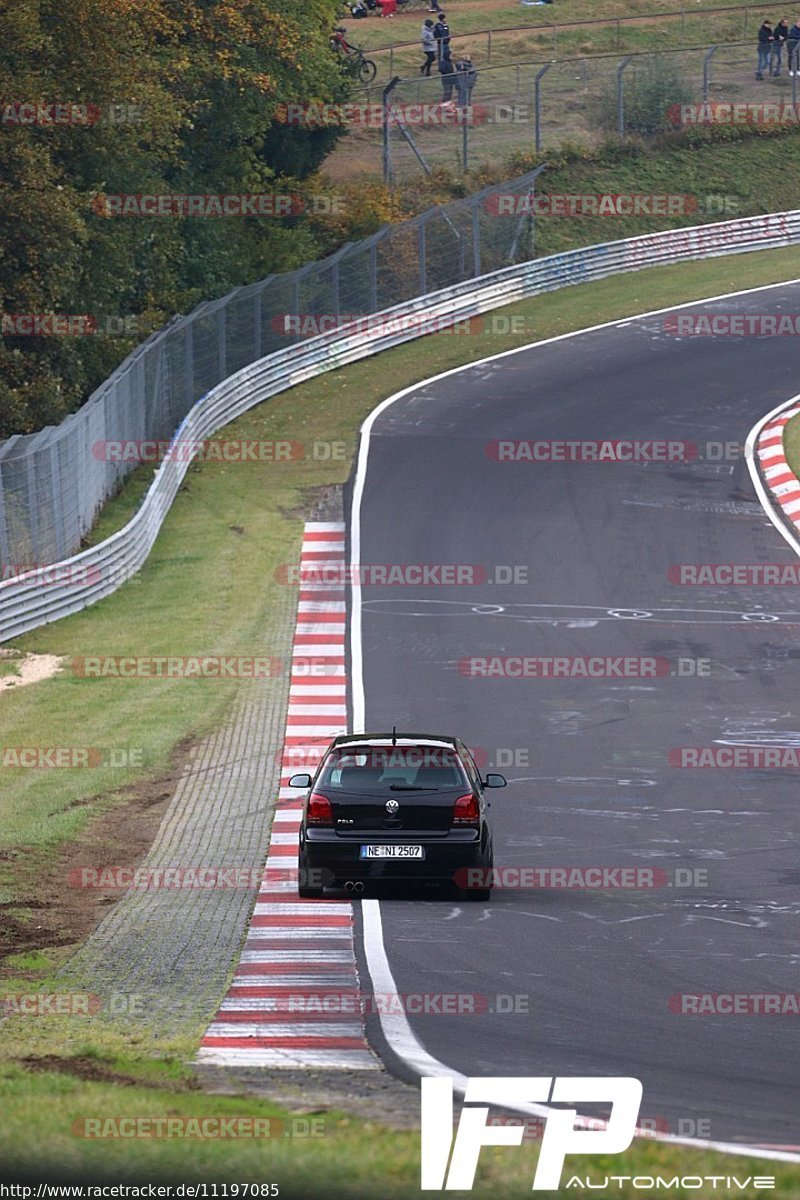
[331,27,378,82]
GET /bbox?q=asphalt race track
[351,282,800,1150]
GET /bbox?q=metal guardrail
[1,209,797,642]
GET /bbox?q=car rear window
[317,746,468,791]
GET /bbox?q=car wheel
[298,849,324,899]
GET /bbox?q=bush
[595,54,694,137]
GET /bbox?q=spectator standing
[772,17,790,74]
[756,20,773,79]
[420,19,436,75]
[434,13,451,62]
[439,47,456,103]
[377,0,397,15]
[454,52,478,107]
[787,18,800,73]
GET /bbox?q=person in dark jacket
[433,13,451,62]
[756,21,773,79]
[786,18,800,73]
[772,17,790,74]
[438,48,456,103]
[454,53,478,108]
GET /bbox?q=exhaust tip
[344,881,354,891]
[353,881,365,893]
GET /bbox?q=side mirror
[288,773,313,788]
[483,773,507,789]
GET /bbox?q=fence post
[218,304,226,381]
[48,432,66,562]
[0,467,9,571]
[185,320,195,404]
[616,56,632,142]
[487,30,492,62]
[703,45,717,101]
[419,218,427,295]
[382,75,401,186]
[534,63,552,154]
[370,240,378,312]
[471,201,481,277]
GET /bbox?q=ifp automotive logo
[420,1076,642,1190]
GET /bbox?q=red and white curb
[756,403,800,527]
[197,521,377,1069]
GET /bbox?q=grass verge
[2,1060,800,1192]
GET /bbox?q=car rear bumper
[300,829,490,885]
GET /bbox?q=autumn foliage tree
[0,0,346,436]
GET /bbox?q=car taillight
[307,792,333,826]
[452,793,480,825]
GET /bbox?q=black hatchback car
[289,732,504,900]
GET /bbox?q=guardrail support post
[703,45,717,101]
[534,63,552,153]
[616,56,632,142]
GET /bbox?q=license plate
[360,845,425,859]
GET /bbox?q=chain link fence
[351,38,785,187]
[0,167,545,574]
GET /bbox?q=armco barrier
[1,210,798,642]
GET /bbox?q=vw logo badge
[385,798,400,815]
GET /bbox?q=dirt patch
[15,1055,145,1087]
[0,651,65,692]
[0,736,200,978]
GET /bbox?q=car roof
[330,732,460,750]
